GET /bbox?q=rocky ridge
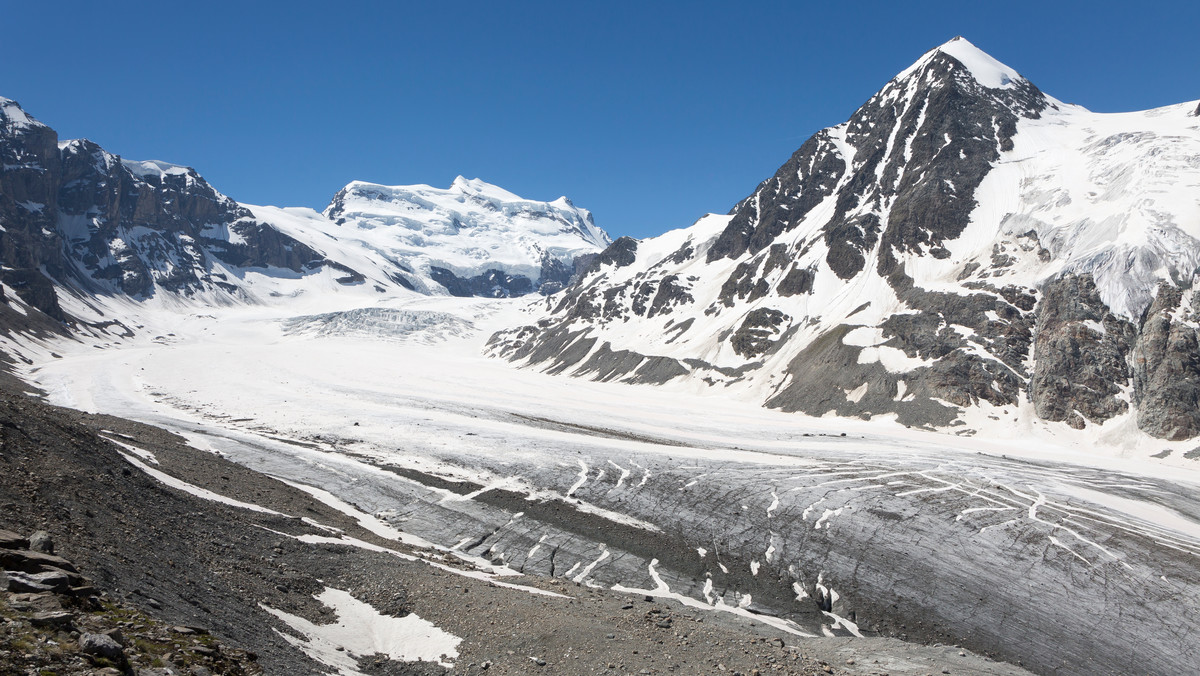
[0,98,334,315]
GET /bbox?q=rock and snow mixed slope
[491,37,1200,442]
[0,97,336,321]
[0,96,608,337]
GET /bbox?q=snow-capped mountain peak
[899,36,1028,90]
[299,177,611,296]
[0,97,45,131]
[448,174,523,200]
[492,38,1200,443]
[325,176,607,244]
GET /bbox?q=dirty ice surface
[21,293,1200,641]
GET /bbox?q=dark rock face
[776,264,815,296]
[429,266,535,298]
[1133,283,1200,439]
[0,98,334,316]
[707,130,846,263]
[1031,274,1135,429]
[0,101,67,318]
[730,308,789,358]
[1,267,65,320]
[710,48,1046,288]
[596,236,639,269]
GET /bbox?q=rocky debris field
[0,383,1032,675]
[1,528,260,675]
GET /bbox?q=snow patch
[262,587,461,672]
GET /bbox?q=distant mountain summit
[490,38,1200,441]
[321,176,610,296]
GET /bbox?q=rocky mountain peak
[707,36,1047,276]
[492,38,1200,442]
[909,37,1028,90]
[0,97,47,133]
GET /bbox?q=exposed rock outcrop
[0,97,334,315]
[1133,282,1200,439]
[1031,274,1136,429]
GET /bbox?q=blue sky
[2,1,1196,239]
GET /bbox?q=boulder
[30,610,74,628]
[0,547,78,573]
[0,529,28,549]
[7,569,74,593]
[28,530,54,554]
[79,632,125,661]
[7,591,63,613]
[7,570,55,593]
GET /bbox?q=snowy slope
[318,177,610,296]
[491,38,1200,442]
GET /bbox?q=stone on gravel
[28,530,54,554]
[31,610,75,628]
[80,632,126,660]
[70,584,98,597]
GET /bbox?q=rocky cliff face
[490,38,1200,440]
[1132,282,1200,439]
[0,98,335,319]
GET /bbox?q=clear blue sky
[2,1,1196,239]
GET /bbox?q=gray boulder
[79,632,125,660]
[28,530,53,554]
[7,569,73,593]
[0,547,78,574]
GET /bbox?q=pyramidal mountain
[490,37,1200,441]
[0,95,608,327]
